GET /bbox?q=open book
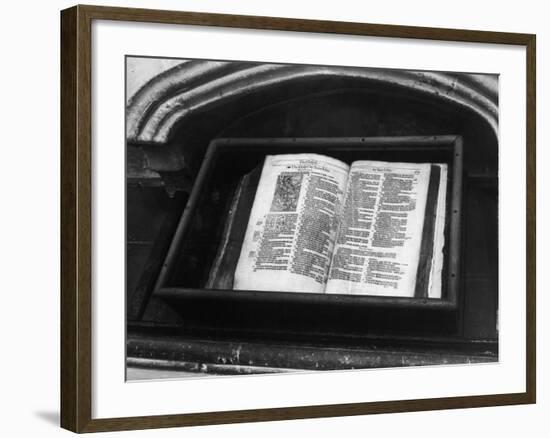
[208,154,447,298]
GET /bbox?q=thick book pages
[214,153,447,298]
[325,161,446,297]
[234,154,349,293]
[205,166,262,290]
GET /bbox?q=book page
[234,154,349,293]
[428,164,448,298]
[326,161,431,297]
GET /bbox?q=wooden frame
[61,4,536,433]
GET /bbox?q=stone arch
[126,60,498,145]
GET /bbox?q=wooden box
[153,136,463,337]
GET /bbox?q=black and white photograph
[125,56,499,380]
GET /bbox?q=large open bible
[209,154,447,298]
[207,153,448,298]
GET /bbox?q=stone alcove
[126,58,498,373]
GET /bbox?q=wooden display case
[150,135,463,337]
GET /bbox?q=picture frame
[60,4,536,433]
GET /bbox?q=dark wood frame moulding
[60,4,536,433]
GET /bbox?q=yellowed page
[326,161,431,297]
[234,154,349,293]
